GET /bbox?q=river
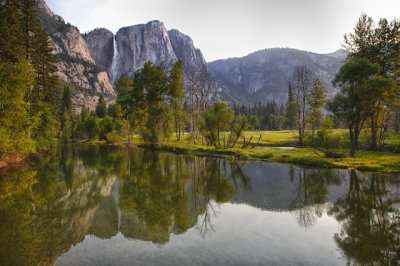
[0,144,399,265]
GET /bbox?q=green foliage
[344,14,400,147]
[307,79,326,132]
[169,60,185,140]
[30,102,60,150]
[0,0,63,164]
[201,100,234,148]
[328,57,389,157]
[309,117,345,158]
[285,82,298,130]
[61,85,73,112]
[105,131,126,144]
[60,110,74,141]
[84,115,100,140]
[0,1,25,64]
[0,60,36,156]
[247,115,260,130]
[95,95,107,118]
[99,116,114,140]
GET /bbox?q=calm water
[0,145,399,266]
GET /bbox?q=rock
[114,20,177,80]
[84,28,114,71]
[85,20,208,83]
[38,3,115,113]
[168,29,206,72]
[208,48,346,104]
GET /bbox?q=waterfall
[110,35,119,85]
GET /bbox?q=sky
[46,0,399,62]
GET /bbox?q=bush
[106,131,126,144]
[309,117,345,158]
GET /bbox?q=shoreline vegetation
[66,129,400,173]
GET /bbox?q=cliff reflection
[0,145,240,265]
[0,145,399,266]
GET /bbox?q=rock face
[38,0,115,113]
[209,48,346,105]
[84,28,114,71]
[85,20,207,84]
[168,29,207,72]
[114,21,177,81]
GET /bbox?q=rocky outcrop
[168,29,207,72]
[84,28,114,71]
[85,20,208,84]
[38,0,115,113]
[52,26,95,64]
[113,20,177,80]
[209,48,346,104]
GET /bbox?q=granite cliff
[38,0,115,112]
[85,21,207,85]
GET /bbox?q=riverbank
[139,139,400,172]
[3,130,398,172]
[84,130,400,172]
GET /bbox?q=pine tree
[0,60,36,156]
[285,82,298,130]
[307,79,326,134]
[169,60,184,141]
[31,27,59,105]
[0,0,25,64]
[96,95,107,118]
[60,86,73,141]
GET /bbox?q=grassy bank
[142,130,400,172]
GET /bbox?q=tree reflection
[329,170,400,265]
[117,149,238,243]
[291,168,343,227]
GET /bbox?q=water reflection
[0,145,399,265]
[329,170,400,265]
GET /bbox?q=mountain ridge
[38,0,345,110]
[209,47,346,105]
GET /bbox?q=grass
[148,130,400,172]
[80,130,400,172]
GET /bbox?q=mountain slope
[38,0,115,112]
[209,48,346,105]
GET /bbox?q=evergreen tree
[95,95,107,118]
[60,86,73,141]
[169,60,185,141]
[31,26,59,105]
[0,60,35,157]
[0,0,25,64]
[115,75,135,142]
[307,79,326,134]
[285,82,299,130]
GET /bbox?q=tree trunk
[349,129,359,157]
[396,111,399,133]
[298,125,303,145]
[370,119,378,150]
